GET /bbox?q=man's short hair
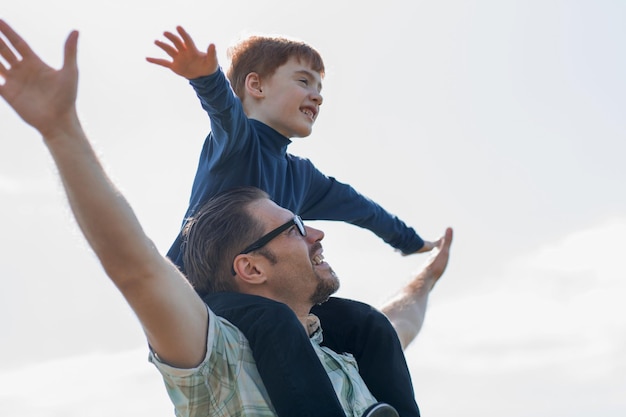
[182,186,269,296]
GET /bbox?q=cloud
[524,217,626,278]
[404,218,626,416]
[0,348,172,417]
[412,217,626,372]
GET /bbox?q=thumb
[63,30,79,72]
[207,43,217,57]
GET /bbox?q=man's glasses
[232,215,307,274]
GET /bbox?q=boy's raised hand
[147,26,218,80]
[0,20,79,138]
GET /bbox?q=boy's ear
[244,72,264,98]
[233,253,267,285]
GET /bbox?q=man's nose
[304,225,324,242]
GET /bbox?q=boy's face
[250,57,323,138]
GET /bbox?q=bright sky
[1,1,625,416]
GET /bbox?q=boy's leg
[311,297,421,417]
[203,292,347,417]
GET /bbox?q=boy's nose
[311,91,323,106]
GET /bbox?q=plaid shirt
[149,307,377,417]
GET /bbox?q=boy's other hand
[398,229,450,256]
[415,238,442,254]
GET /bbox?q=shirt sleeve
[300,167,425,254]
[189,69,252,166]
[148,307,275,416]
[148,305,216,416]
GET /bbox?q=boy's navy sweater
[167,68,424,270]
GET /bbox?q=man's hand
[383,227,453,349]
[0,20,79,138]
[146,26,218,79]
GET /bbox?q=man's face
[253,57,323,139]
[247,199,339,307]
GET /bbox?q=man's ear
[244,72,264,98]
[232,253,267,285]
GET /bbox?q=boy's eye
[299,79,309,85]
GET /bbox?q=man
[0,20,453,417]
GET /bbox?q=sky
[1,0,625,416]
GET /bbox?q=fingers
[175,26,198,50]
[424,227,453,283]
[433,228,453,251]
[162,30,186,52]
[0,19,34,62]
[148,27,186,61]
[62,30,79,72]
[0,24,21,67]
[442,227,453,250]
[153,39,179,59]
[0,38,20,67]
[145,56,172,68]
[206,43,217,58]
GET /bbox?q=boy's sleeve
[300,168,425,254]
[189,68,251,161]
[167,70,253,271]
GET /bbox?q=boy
[147,26,440,417]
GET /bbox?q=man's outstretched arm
[0,20,208,368]
[381,227,453,349]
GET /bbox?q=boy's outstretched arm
[382,227,453,349]
[146,26,218,79]
[0,20,208,369]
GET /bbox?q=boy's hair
[226,35,325,99]
[182,186,269,296]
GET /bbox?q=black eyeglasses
[232,215,307,274]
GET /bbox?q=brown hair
[182,186,269,296]
[226,35,325,99]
